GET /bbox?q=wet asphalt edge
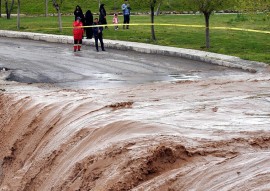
[0,30,268,73]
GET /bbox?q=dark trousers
[85,28,93,39]
[74,39,82,44]
[94,33,104,51]
[123,15,130,29]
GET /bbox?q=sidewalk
[0,30,268,73]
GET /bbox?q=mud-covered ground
[1,37,270,190]
[1,66,270,190]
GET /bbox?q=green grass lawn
[0,13,269,63]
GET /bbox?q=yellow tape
[35,23,270,34]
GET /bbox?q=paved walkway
[0,30,268,73]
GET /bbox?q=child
[113,13,119,30]
[73,17,84,52]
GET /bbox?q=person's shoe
[74,49,76,52]
[102,49,105,51]
[96,49,99,52]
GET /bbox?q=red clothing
[73,21,84,40]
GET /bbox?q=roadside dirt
[0,68,270,191]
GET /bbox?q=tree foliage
[236,0,270,13]
[135,0,163,40]
[179,0,236,48]
[182,0,236,13]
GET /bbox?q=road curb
[0,30,268,73]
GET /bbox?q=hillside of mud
[1,70,270,190]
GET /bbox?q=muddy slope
[1,73,270,190]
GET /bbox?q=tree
[236,0,270,13]
[52,0,63,32]
[45,0,48,17]
[0,0,2,17]
[137,0,163,41]
[181,0,236,48]
[5,0,15,19]
[150,0,158,40]
[155,1,162,16]
[17,0,20,29]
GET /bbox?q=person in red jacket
[73,17,84,52]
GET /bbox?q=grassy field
[1,0,183,15]
[0,13,269,63]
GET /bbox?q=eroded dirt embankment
[1,72,270,190]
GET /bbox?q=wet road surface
[0,37,250,89]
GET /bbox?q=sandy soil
[0,67,270,191]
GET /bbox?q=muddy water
[1,37,270,190]
[1,67,270,190]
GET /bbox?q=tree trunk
[5,0,14,19]
[0,0,2,17]
[5,0,9,19]
[203,11,211,48]
[45,0,48,17]
[150,5,156,41]
[57,8,62,32]
[155,2,161,16]
[17,0,20,29]
[52,0,62,32]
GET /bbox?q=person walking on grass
[121,0,131,29]
[73,17,84,52]
[113,13,119,30]
[93,18,105,52]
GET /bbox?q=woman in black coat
[74,5,84,23]
[84,10,93,39]
[99,4,108,29]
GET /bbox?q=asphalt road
[0,37,249,89]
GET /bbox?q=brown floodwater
[0,37,270,190]
[1,69,270,190]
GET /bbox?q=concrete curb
[0,30,268,73]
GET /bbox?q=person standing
[113,13,119,30]
[84,10,93,39]
[93,18,105,52]
[99,4,108,29]
[73,17,84,52]
[74,5,84,23]
[121,0,131,29]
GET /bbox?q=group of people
[72,0,131,52]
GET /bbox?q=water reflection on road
[0,37,251,89]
